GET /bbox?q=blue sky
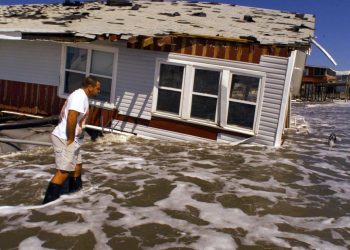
[1,0,349,71]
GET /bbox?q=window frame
[152,56,266,135]
[59,43,118,108]
[187,65,222,124]
[152,60,187,118]
[223,69,265,134]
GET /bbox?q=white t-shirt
[52,88,89,142]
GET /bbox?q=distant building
[0,0,315,147]
[301,66,349,101]
[336,70,350,100]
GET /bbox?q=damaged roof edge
[22,32,95,42]
[2,31,312,49]
[0,31,95,42]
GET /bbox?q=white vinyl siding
[255,56,289,146]
[114,47,167,120]
[0,40,61,85]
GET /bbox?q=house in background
[301,66,349,101]
[335,71,350,100]
[0,0,315,147]
[301,65,337,101]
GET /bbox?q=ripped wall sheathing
[0,80,117,128]
[128,36,295,64]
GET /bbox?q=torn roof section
[0,0,315,46]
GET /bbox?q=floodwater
[0,102,349,250]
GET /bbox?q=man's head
[82,76,101,97]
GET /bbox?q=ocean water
[0,102,349,250]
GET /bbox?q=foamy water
[0,102,349,249]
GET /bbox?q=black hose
[0,114,25,123]
[0,115,59,131]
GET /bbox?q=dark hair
[82,76,99,87]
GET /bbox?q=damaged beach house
[0,0,316,147]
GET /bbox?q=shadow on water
[0,102,350,249]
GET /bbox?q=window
[314,68,325,76]
[326,68,336,77]
[153,58,265,135]
[191,69,220,122]
[227,75,260,129]
[64,47,87,93]
[156,64,184,115]
[61,45,117,103]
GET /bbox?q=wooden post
[346,82,348,102]
[323,83,326,101]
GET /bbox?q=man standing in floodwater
[43,76,101,204]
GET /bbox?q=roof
[336,70,350,76]
[0,0,315,46]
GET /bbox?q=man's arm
[66,110,80,145]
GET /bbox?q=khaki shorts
[51,134,82,172]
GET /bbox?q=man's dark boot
[68,176,82,193]
[60,178,70,195]
[43,182,62,204]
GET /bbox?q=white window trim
[59,43,118,109]
[187,65,222,124]
[223,70,266,134]
[152,59,187,118]
[152,55,266,136]
[181,64,193,120]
